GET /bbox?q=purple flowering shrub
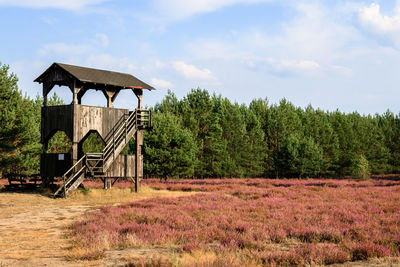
[71,178,400,265]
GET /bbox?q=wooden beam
[111,89,121,103]
[77,87,88,104]
[135,130,141,192]
[133,89,143,109]
[42,81,55,106]
[69,80,83,105]
[101,89,113,108]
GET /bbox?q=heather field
[70,178,400,266]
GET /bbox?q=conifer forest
[2,61,400,180]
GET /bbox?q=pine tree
[220,98,247,177]
[249,98,272,176]
[143,112,198,178]
[302,106,339,176]
[178,89,228,178]
[0,62,41,175]
[297,136,323,178]
[266,99,303,177]
[273,134,301,177]
[350,154,370,180]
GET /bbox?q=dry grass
[69,185,198,205]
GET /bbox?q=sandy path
[0,188,196,267]
[0,193,93,266]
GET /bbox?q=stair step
[65,174,85,196]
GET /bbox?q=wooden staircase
[53,109,151,198]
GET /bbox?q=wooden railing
[54,154,87,197]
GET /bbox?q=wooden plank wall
[40,153,72,177]
[73,104,129,142]
[41,105,74,143]
[106,154,142,178]
[42,104,129,143]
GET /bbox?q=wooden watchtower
[35,63,154,197]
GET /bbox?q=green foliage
[350,154,371,180]
[242,107,266,177]
[0,62,41,175]
[47,131,71,153]
[145,89,399,179]
[143,112,198,178]
[79,187,91,195]
[273,134,322,178]
[297,136,323,178]
[82,131,104,154]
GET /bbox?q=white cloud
[151,78,174,89]
[172,61,217,81]
[39,43,91,57]
[95,33,109,47]
[38,38,136,74]
[40,34,111,58]
[154,60,166,69]
[330,65,353,77]
[86,54,135,73]
[267,58,320,72]
[358,2,400,48]
[359,3,400,34]
[0,0,106,10]
[154,0,271,20]
[185,2,359,77]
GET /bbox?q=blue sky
[1,0,400,114]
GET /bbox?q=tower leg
[72,142,79,164]
[135,130,142,192]
[104,178,112,189]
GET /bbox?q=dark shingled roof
[35,62,155,90]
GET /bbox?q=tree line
[1,61,400,179]
[143,89,400,179]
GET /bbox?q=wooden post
[135,130,141,192]
[102,89,121,108]
[42,81,54,107]
[70,81,83,105]
[72,142,79,165]
[104,178,112,189]
[133,89,143,192]
[41,82,53,154]
[73,88,78,104]
[102,89,114,108]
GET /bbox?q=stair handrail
[137,109,152,128]
[103,110,136,145]
[103,112,131,144]
[102,109,149,157]
[103,111,137,162]
[54,154,87,197]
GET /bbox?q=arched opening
[81,130,106,154]
[47,85,72,105]
[80,89,107,107]
[47,130,72,153]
